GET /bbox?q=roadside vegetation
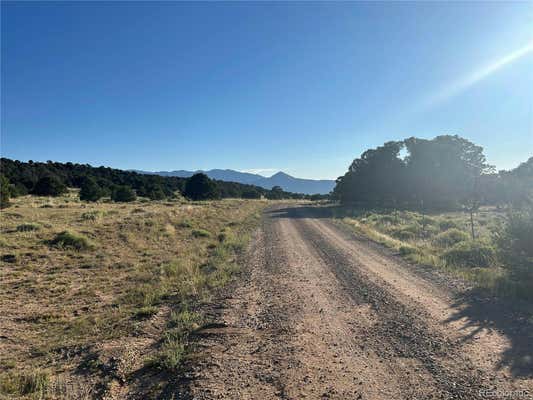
[332,135,532,302]
[335,207,531,300]
[0,191,267,398]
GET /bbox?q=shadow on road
[268,203,533,379]
[265,204,341,219]
[445,290,533,378]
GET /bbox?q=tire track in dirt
[292,217,488,398]
[305,217,518,382]
[181,205,532,400]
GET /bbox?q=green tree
[334,135,493,210]
[404,135,492,209]
[111,185,136,202]
[333,141,406,206]
[184,173,219,201]
[146,184,166,200]
[1,175,11,208]
[496,206,533,298]
[266,186,284,200]
[499,157,533,207]
[241,189,261,199]
[79,177,103,202]
[32,176,67,196]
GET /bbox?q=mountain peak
[270,171,291,178]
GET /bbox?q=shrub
[79,177,103,202]
[177,220,192,228]
[1,254,17,263]
[169,309,201,331]
[388,222,430,240]
[1,175,10,208]
[111,185,136,202]
[192,229,211,238]
[399,245,417,256]
[81,211,102,221]
[146,185,166,200]
[184,173,220,201]
[497,207,533,276]
[391,228,416,241]
[241,189,261,199]
[432,228,469,248]
[9,183,27,197]
[374,214,401,225]
[266,186,284,200]
[16,223,40,232]
[134,305,159,319]
[442,241,496,268]
[438,219,459,231]
[417,215,438,227]
[50,231,93,251]
[217,228,235,242]
[400,222,423,235]
[32,176,67,196]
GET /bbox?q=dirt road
[183,205,533,399]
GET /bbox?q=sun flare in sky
[2,2,532,176]
[425,39,533,108]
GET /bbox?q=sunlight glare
[426,40,533,107]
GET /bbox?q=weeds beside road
[331,206,532,303]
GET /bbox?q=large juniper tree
[32,176,67,196]
[334,135,494,210]
[79,177,103,202]
[184,173,220,201]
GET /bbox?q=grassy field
[333,206,532,301]
[0,192,267,399]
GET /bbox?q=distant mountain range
[133,169,335,194]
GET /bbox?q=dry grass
[0,192,267,398]
[335,207,524,298]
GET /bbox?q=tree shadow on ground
[265,204,342,219]
[269,203,533,379]
[445,289,533,378]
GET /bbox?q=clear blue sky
[2,2,532,179]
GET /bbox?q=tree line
[333,135,532,210]
[0,158,314,206]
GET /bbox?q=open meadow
[0,192,267,398]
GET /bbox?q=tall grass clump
[50,231,94,251]
[438,219,459,231]
[177,219,193,228]
[80,210,103,221]
[191,229,211,238]
[0,370,50,396]
[16,223,41,232]
[442,240,496,268]
[432,228,469,248]
[122,284,166,308]
[146,308,202,372]
[148,333,186,371]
